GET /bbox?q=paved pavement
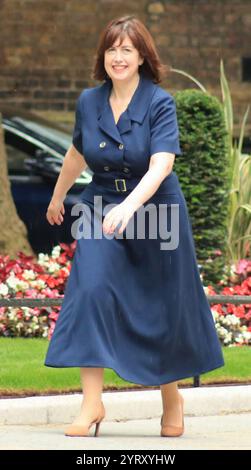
[0,385,250,450]
[0,413,250,450]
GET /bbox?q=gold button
[99,141,106,148]
[118,143,124,150]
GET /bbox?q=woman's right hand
[46,198,65,226]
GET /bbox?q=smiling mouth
[112,66,128,70]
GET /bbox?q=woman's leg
[70,367,104,426]
[160,381,183,426]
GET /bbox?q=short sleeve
[72,94,83,154]
[150,93,182,156]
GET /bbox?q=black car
[1,106,93,254]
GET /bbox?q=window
[242,57,251,82]
[5,131,38,175]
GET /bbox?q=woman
[44,15,224,438]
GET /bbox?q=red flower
[49,311,59,321]
[16,310,24,319]
[211,304,224,315]
[48,322,56,340]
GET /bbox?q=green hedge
[174,89,230,286]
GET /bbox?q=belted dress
[44,72,225,386]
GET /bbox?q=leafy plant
[220,59,251,263]
[172,59,251,278]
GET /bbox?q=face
[104,34,144,82]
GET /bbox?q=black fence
[1,294,250,308]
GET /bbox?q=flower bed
[205,259,251,346]
[0,243,250,345]
[0,242,76,340]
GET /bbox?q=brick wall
[0,0,250,134]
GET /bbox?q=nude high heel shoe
[160,393,184,437]
[64,401,105,437]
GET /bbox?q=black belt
[92,173,142,192]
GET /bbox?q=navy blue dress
[44,72,225,386]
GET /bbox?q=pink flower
[235,259,250,275]
[25,289,38,298]
[214,250,222,256]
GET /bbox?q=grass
[0,338,250,397]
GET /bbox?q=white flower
[51,245,61,259]
[7,276,29,292]
[211,309,219,321]
[22,270,36,280]
[222,314,240,328]
[30,279,46,290]
[42,328,48,338]
[230,263,236,276]
[229,315,240,326]
[243,331,251,342]
[48,262,60,273]
[218,326,228,336]
[0,283,8,296]
[37,253,50,267]
[21,307,30,313]
[38,253,49,261]
[235,335,244,344]
[6,273,19,290]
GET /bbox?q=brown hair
[92,15,170,84]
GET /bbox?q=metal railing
[1,294,250,308]
[0,294,250,387]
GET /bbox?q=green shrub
[175,89,230,286]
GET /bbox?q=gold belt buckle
[115,178,127,192]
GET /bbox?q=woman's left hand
[103,200,138,235]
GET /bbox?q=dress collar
[97,73,157,144]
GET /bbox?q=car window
[4,125,93,183]
[11,117,72,149]
[6,144,35,175]
[5,131,39,175]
